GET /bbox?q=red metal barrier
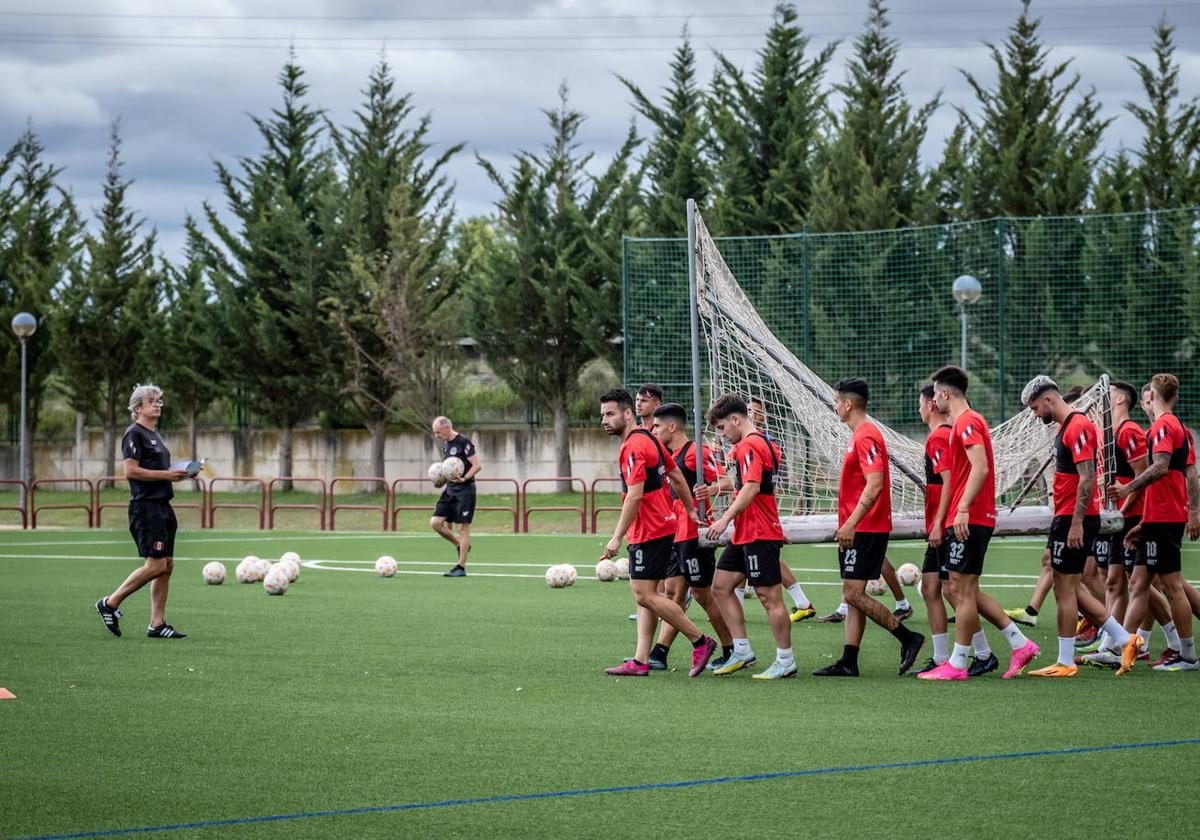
[522,477,587,534]
[207,477,266,529]
[390,477,437,530]
[268,476,326,530]
[30,478,94,528]
[0,479,27,529]
[95,476,207,528]
[391,478,522,531]
[330,476,390,531]
[589,477,624,534]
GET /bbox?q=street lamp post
[11,312,37,509]
[952,275,982,370]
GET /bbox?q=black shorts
[1048,514,1101,575]
[1120,515,1142,571]
[434,486,476,524]
[629,535,679,581]
[674,539,716,588]
[1092,531,1116,568]
[1139,521,1185,576]
[946,525,993,576]
[922,542,950,581]
[129,500,177,559]
[715,541,783,587]
[839,532,889,581]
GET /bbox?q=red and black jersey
[670,440,722,543]
[730,432,785,544]
[947,408,996,527]
[838,421,891,532]
[1114,419,1147,518]
[1143,413,1190,523]
[618,429,678,543]
[924,424,952,534]
[1052,412,1100,518]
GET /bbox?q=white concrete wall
[7,427,624,493]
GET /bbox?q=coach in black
[95,384,189,639]
[431,416,481,577]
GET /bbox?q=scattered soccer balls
[252,556,273,581]
[263,567,290,595]
[897,562,921,587]
[279,551,301,582]
[375,555,398,577]
[595,559,618,581]
[545,563,576,588]
[428,462,447,488]
[865,577,887,597]
[614,557,630,580]
[236,556,260,583]
[441,457,464,481]
[202,561,226,585]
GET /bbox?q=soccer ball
[236,556,259,583]
[595,559,618,581]
[545,564,572,588]
[375,555,398,577]
[441,457,464,481]
[428,462,447,487]
[278,557,301,583]
[280,550,300,565]
[561,564,577,586]
[263,567,290,595]
[252,557,273,581]
[897,563,921,587]
[202,561,226,585]
[614,557,630,580]
[865,577,887,596]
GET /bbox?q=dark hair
[833,377,869,407]
[920,384,935,400]
[1151,373,1180,403]
[932,365,969,394]
[653,403,688,426]
[1061,385,1083,403]
[636,384,663,402]
[599,388,634,412]
[1111,380,1138,409]
[748,396,767,409]
[706,392,748,425]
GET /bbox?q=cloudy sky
[2,0,1197,261]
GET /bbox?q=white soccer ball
[279,558,301,583]
[236,556,259,583]
[865,577,888,597]
[614,557,630,580]
[897,563,921,587]
[428,462,447,487]
[263,567,290,595]
[545,564,571,588]
[441,457,465,481]
[375,555,398,578]
[252,556,273,582]
[202,561,226,585]
[561,564,577,586]
[595,559,618,581]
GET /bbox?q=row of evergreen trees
[2,1,1198,483]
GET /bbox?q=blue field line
[16,738,1200,840]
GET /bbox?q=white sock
[1097,631,1110,651]
[1100,617,1129,649]
[896,598,911,610]
[785,583,811,610]
[733,637,751,657]
[1181,637,1197,662]
[932,632,949,665]
[1001,622,1029,650]
[836,601,848,616]
[949,643,970,670]
[1057,636,1075,666]
[1163,621,1181,651]
[971,630,993,659]
[735,588,746,607]
[777,647,795,669]
[1137,627,1152,649]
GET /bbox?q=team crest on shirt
[450,447,458,455]
[150,439,158,445]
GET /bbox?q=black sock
[1025,605,1039,616]
[652,643,672,660]
[842,644,860,668]
[722,645,734,659]
[890,624,917,645]
[689,635,709,650]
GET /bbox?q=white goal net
[690,209,1117,542]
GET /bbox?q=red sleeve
[856,428,887,474]
[1064,416,1097,465]
[700,445,722,483]
[1187,428,1196,467]
[621,441,648,486]
[1151,418,1183,458]
[1121,425,1147,463]
[660,441,676,474]
[930,432,949,474]
[739,439,765,484]
[959,415,986,448]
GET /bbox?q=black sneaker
[967,653,999,677]
[647,658,668,671]
[443,565,466,577]
[812,661,859,677]
[893,605,914,621]
[95,598,122,637]
[706,654,730,672]
[147,623,187,639]
[816,611,846,623]
[912,657,940,676]
[898,632,926,676]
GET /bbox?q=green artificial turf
[1,529,1198,839]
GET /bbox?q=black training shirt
[122,423,174,502]
[442,433,476,493]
